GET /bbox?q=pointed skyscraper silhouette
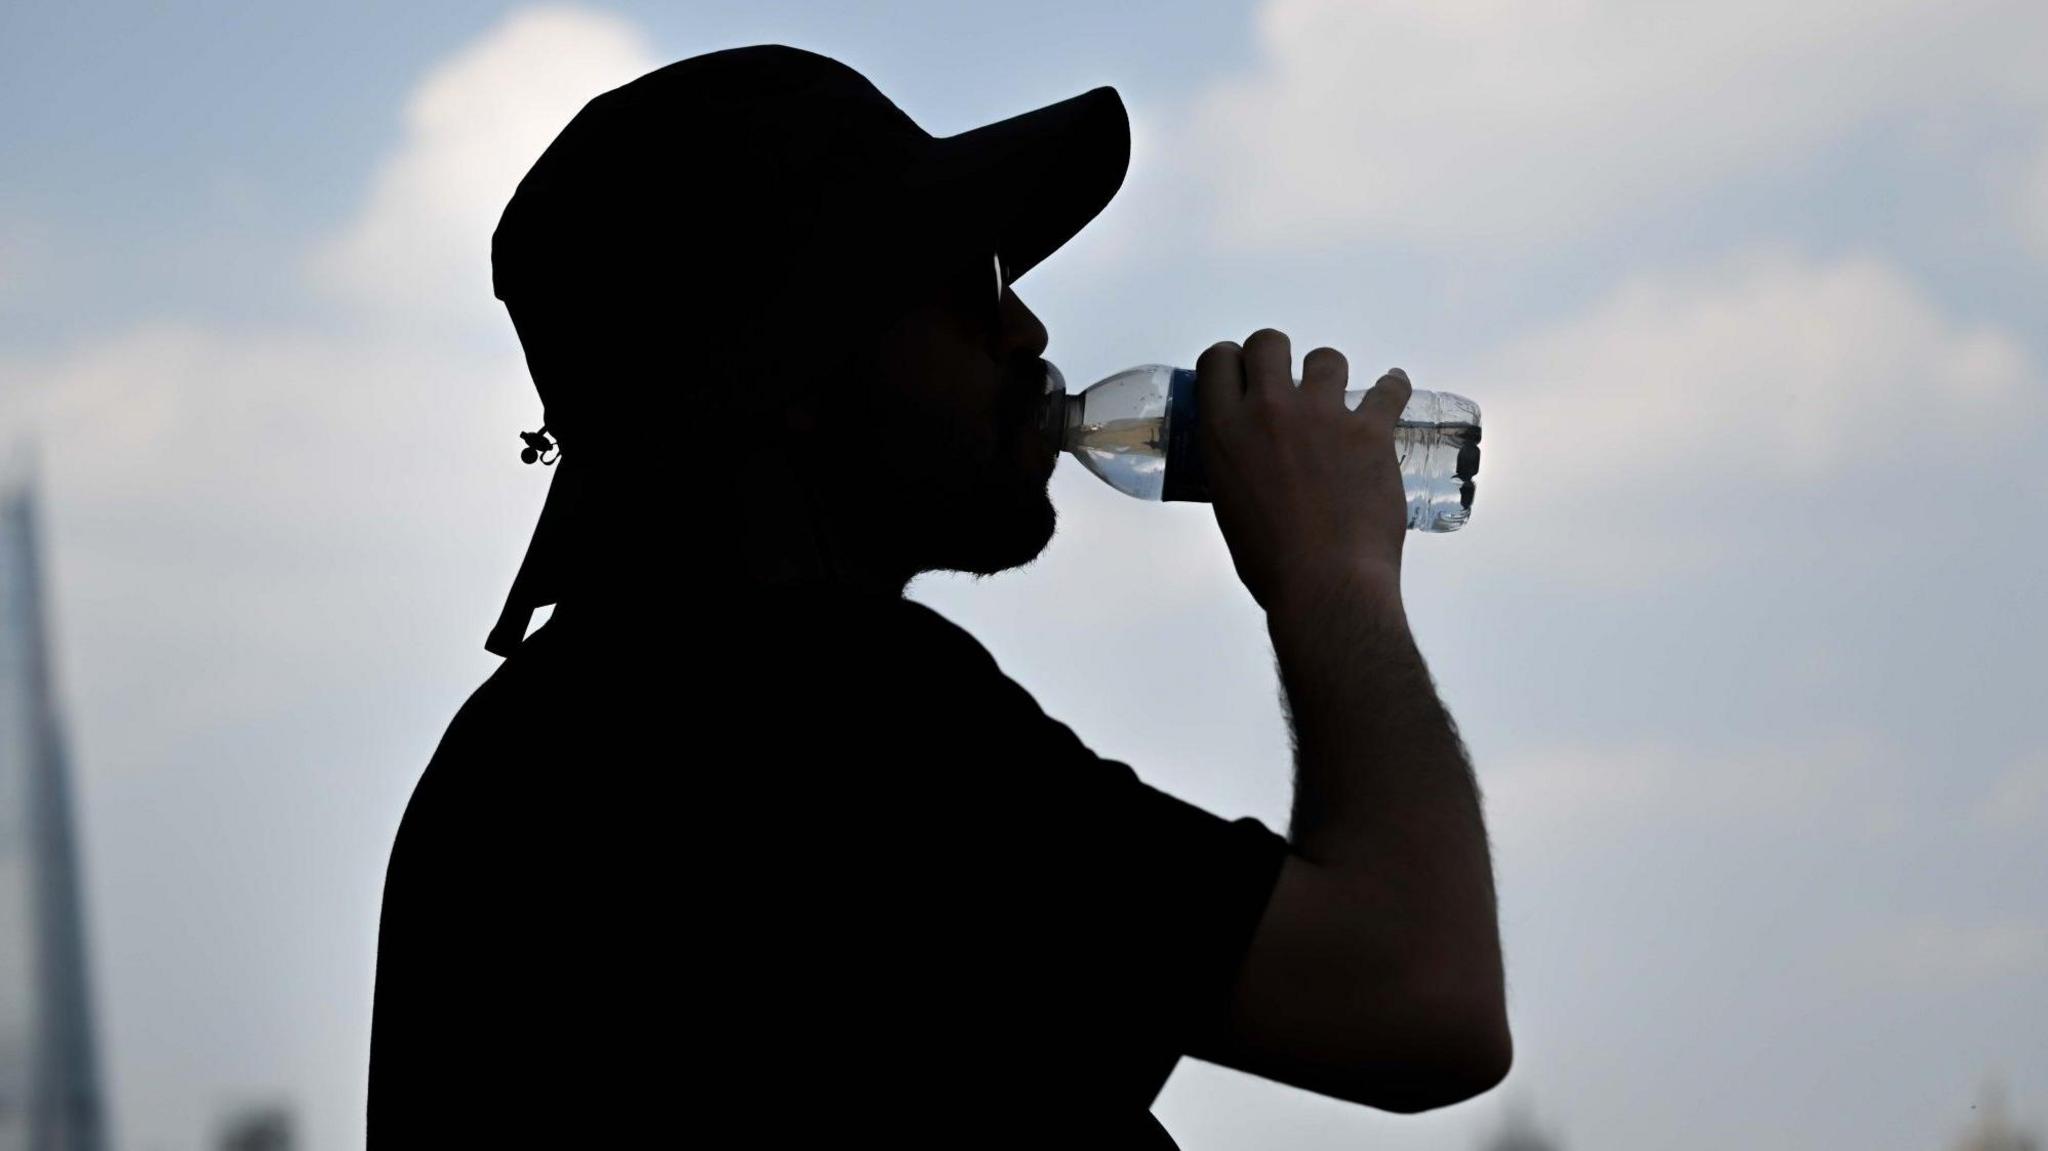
[0,446,108,1151]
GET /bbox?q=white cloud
[1443,249,2034,587]
[0,5,680,855]
[307,6,658,322]
[0,317,545,752]
[11,321,522,534]
[1167,0,2048,255]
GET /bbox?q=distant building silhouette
[0,454,108,1151]
[217,1104,295,1151]
[1951,1077,2040,1151]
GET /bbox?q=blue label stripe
[1161,368,1208,503]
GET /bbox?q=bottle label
[1161,368,1209,503]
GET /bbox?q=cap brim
[899,85,1130,284]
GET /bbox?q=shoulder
[885,598,1048,713]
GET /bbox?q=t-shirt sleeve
[1070,750,1293,1099]
[892,600,1293,1099]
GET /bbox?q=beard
[817,349,1060,580]
[885,383,1060,579]
[926,355,1061,577]
[926,460,1057,577]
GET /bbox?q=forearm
[1265,567,1504,988]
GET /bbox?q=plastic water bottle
[1040,363,1483,532]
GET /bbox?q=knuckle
[1304,346,1349,377]
[1198,343,1243,379]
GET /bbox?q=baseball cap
[483,44,1131,656]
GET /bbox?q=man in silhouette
[369,45,1509,1148]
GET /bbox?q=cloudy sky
[4,2,2046,1148]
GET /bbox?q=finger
[1300,346,1349,409]
[1242,328,1293,406]
[1353,367,1414,428]
[1195,340,1245,427]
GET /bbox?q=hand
[1195,330,1412,613]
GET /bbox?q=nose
[999,288,1048,359]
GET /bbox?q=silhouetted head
[483,45,1128,652]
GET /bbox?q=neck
[558,440,914,623]
[731,421,917,597]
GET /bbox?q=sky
[3,1,2046,1149]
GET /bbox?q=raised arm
[1183,330,1510,1112]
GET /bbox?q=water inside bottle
[1070,417,1168,501]
[1396,420,1481,531]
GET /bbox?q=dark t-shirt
[368,584,1290,1147]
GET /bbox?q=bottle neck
[1038,360,1078,456]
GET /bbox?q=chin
[933,482,1058,578]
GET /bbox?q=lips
[997,358,1044,432]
